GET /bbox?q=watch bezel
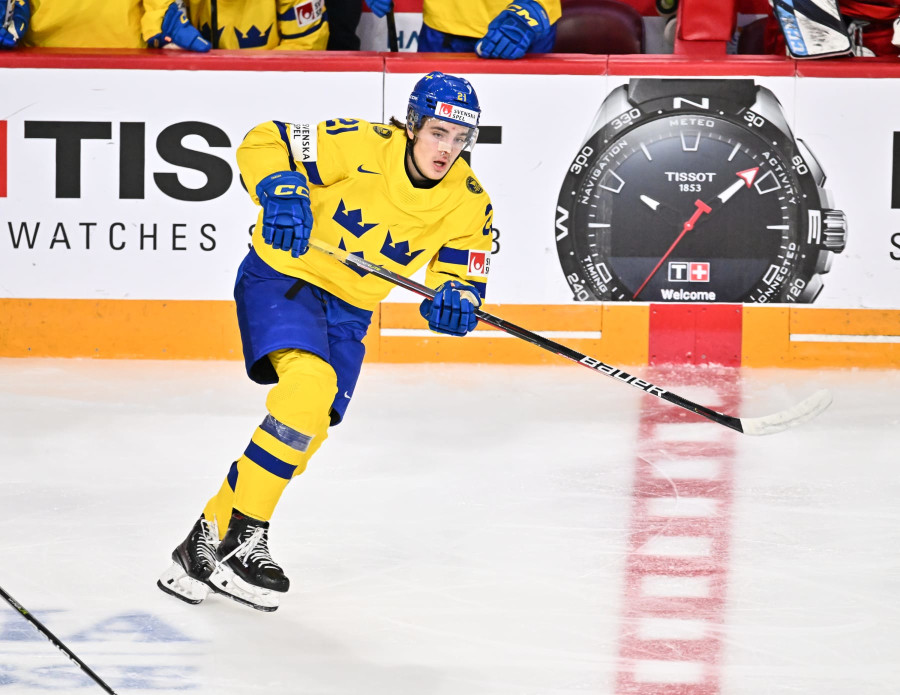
[556,82,834,304]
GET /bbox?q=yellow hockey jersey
[423,0,561,39]
[237,119,493,311]
[24,0,169,48]
[182,0,329,50]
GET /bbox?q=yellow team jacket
[423,0,561,39]
[23,0,327,50]
[237,119,493,311]
[183,0,329,50]
[24,0,169,48]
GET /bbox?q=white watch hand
[640,195,661,210]
[718,167,759,204]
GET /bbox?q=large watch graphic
[555,79,848,303]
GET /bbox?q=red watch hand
[632,198,712,300]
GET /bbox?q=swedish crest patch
[373,125,393,139]
[466,176,483,194]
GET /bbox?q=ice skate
[206,510,289,612]
[157,516,219,605]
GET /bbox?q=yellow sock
[203,465,238,539]
[212,348,336,524]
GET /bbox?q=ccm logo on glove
[256,171,314,258]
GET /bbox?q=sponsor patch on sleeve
[288,123,317,163]
[294,0,325,26]
[467,250,489,278]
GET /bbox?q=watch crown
[822,209,848,252]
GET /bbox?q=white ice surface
[0,358,897,694]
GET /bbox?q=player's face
[408,119,471,181]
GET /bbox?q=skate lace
[197,518,219,567]
[233,527,281,570]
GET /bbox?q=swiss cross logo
[468,250,489,278]
[294,0,324,26]
[668,261,710,282]
[690,262,710,282]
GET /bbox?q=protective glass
[420,119,479,152]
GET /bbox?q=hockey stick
[3,0,15,29]
[386,10,399,52]
[310,238,832,436]
[0,583,119,694]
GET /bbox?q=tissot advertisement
[554,78,848,304]
[0,65,897,309]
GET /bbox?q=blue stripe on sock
[227,461,238,491]
[243,441,297,480]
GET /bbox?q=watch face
[556,88,829,303]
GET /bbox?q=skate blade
[157,561,211,605]
[206,565,282,612]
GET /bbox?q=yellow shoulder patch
[466,176,483,194]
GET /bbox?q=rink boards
[0,51,898,367]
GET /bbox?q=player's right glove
[365,0,393,18]
[419,280,482,337]
[256,171,314,258]
[0,0,30,50]
[476,0,551,59]
[147,2,211,52]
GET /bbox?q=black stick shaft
[0,584,119,694]
[311,239,744,433]
[386,11,399,52]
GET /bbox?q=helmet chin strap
[406,138,429,180]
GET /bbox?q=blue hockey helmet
[406,71,481,150]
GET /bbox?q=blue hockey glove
[365,0,393,19]
[475,0,551,59]
[256,171,314,258]
[147,2,211,52]
[419,280,482,337]
[0,0,30,50]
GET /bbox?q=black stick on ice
[0,583,119,694]
[310,238,832,436]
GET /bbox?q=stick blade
[739,389,833,436]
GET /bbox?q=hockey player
[157,71,493,611]
[366,0,561,57]
[12,0,207,50]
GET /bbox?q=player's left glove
[147,2,211,52]
[420,280,482,337]
[365,0,393,19]
[476,0,551,60]
[256,171,314,258]
[0,0,30,50]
